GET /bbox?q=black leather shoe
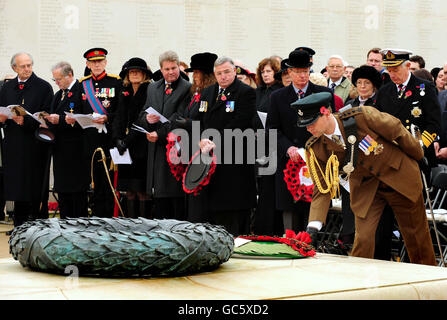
[305,226,319,248]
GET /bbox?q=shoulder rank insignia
[305,136,318,150]
[79,74,92,82]
[107,73,121,79]
[339,106,363,120]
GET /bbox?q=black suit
[198,78,257,236]
[0,73,53,226]
[49,80,88,218]
[267,82,334,232]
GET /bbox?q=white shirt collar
[396,72,411,91]
[329,77,343,87]
[324,115,344,143]
[67,79,76,90]
[292,82,309,94]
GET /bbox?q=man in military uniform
[299,92,436,266]
[80,48,122,217]
[374,49,441,260]
[0,52,53,227]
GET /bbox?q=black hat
[295,47,316,57]
[83,48,108,61]
[119,57,153,79]
[285,50,313,68]
[184,52,218,74]
[380,48,412,67]
[351,65,382,89]
[291,92,332,127]
[274,59,289,81]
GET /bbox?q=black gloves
[305,226,319,249]
[175,116,189,129]
[116,139,127,155]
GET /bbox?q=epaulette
[339,106,363,120]
[79,74,92,82]
[107,74,121,79]
[305,136,318,150]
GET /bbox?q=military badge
[199,101,208,112]
[102,98,110,108]
[225,101,235,112]
[411,106,422,118]
[373,144,384,155]
[417,84,425,96]
[359,134,378,156]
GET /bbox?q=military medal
[102,98,110,108]
[373,144,384,155]
[359,134,379,156]
[419,83,425,96]
[225,101,234,112]
[343,135,356,175]
[411,106,422,118]
[199,101,207,112]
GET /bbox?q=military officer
[80,47,122,217]
[0,52,54,227]
[374,49,441,260]
[300,92,436,266]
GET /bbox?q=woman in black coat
[174,52,217,223]
[113,58,153,218]
[253,57,283,236]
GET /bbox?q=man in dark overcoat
[136,50,191,220]
[197,56,257,236]
[0,52,53,227]
[266,49,334,233]
[79,48,122,217]
[45,61,89,218]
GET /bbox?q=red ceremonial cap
[83,48,108,61]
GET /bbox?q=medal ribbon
[82,78,107,115]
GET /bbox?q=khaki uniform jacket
[306,106,424,224]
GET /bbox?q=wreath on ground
[9,217,234,278]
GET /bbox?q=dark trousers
[58,192,88,219]
[90,157,115,218]
[210,209,251,237]
[152,197,185,221]
[13,201,47,227]
[253,175,283,236]
[283,200,310,233]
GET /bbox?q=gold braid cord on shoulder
[91,147,124,217]
[305,147,340,199]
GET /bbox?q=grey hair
[51,61,73,76]
[10,52,34,68]
[327,55,345,65]
[214,56,235,68]
[159,50,179,67]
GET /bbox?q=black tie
[297,89,305,99]
[330,83,336,91]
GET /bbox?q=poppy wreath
[238,229,316,257]
[182,150,217,195]
[166,132,186,181]
[283,157,313,202]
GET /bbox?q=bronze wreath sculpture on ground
[9,218,234,277]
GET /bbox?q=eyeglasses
[52,76,67,82]
[327,65,344,69]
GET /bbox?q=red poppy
[405,90,412,98]
[82,94,87,100]
[19,84,24,90]
[165,88,172,95]
[123,91,130,96]
[67,92,73,98]
[221,95,227,101]
[320,106,329,115]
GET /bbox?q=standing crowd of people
[0,44,446,266]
